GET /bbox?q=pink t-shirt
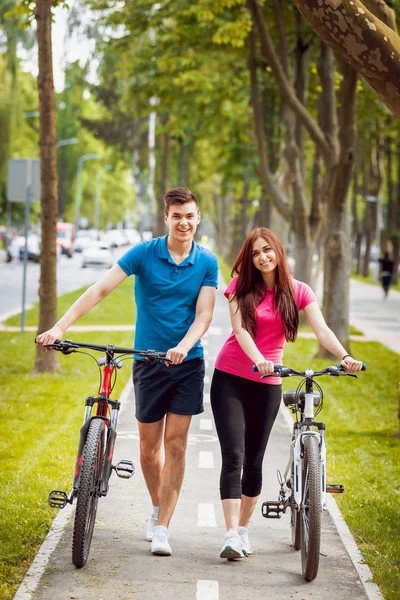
[215,277,317,385]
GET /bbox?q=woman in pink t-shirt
[212,228,363,561]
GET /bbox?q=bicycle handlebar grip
[252,364,281,373]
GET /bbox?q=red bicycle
[38,338,169,568]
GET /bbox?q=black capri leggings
[211,368,282,500]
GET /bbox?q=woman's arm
[303,301,363,372]
[229,296,275,375]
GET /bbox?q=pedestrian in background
[379,251,395,299]
[211,227,363,561]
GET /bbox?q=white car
[82,241,114,269]
[101,230,128,248]
[74,236,95,253]
[123,228,141,246]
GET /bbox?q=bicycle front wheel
[72,418,106,568]
[300,435,321,582]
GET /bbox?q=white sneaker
[238,526,253,556]
[220,529,243,560]
[151,525,172,556]
[145,512,159,542]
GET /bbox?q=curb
[278,403,384,600]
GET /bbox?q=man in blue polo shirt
[36,187,218,557]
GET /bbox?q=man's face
[164,201,201,243]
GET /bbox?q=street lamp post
[94,164,112,232]
[74,153,100,232]
[56,137,79,217]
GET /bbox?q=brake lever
[341,372,358,378]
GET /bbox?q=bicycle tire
[72,418,105,568]
[291,461,301,550]
[300,435,321,582]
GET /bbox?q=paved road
[0,248,126,322]
[349,280,400,354]
[14,282,382,600]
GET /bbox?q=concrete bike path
[14,284,382,600]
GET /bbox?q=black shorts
[132,357,205,423]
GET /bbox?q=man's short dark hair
[164,187,199,214]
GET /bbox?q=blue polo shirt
[117,235,218,360]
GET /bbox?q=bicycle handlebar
[35,338,171,361]
[252,363,366,378]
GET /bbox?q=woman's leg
[211,369,245,530]
[240,382,282,525]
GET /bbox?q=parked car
[57,222,75,257]
[101,229,128,248]
[82,241,113,269]
[74,236,95,253]
[18,235,41,263]
[123,228,141,246]
[7,234,40,263]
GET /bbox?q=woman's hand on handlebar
[341,356,364,373]
[36,325,64,350]
[254,357,275,376]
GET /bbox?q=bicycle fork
[293,430,327,510]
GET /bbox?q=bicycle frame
[73,355,120,499]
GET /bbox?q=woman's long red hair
[231,228,299,342]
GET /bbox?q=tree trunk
[248,27,291,222]
[34,0,59,373]
[292,0,400,120]
[318,62,358,357]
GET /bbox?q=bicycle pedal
[114,460,135,479]
[326,484,344,494]
[48,490,68,509]
[261,501,283,519]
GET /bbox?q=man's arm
[36,264,128,346]
[166,286,217,364]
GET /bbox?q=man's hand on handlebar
[36,326,64,351]
[166,344,188,366]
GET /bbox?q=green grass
[4,276,136,327]
[282,338,400,600]
[0,330,134,600]
[1,272,399,599]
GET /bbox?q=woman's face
[251,237,278,277]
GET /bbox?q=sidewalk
[13,284,384,600]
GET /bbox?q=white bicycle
[255,363,366,582]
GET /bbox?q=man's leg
[157,413,192,527]
[138,418,165,507]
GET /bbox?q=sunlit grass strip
[282,338,399,600]
[0,330,134,599]
[4,276,135,328]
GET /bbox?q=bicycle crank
[114,460,135,479]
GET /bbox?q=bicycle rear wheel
[72,418,106,568]
[300,435,321,581]
[291,462,301,550]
